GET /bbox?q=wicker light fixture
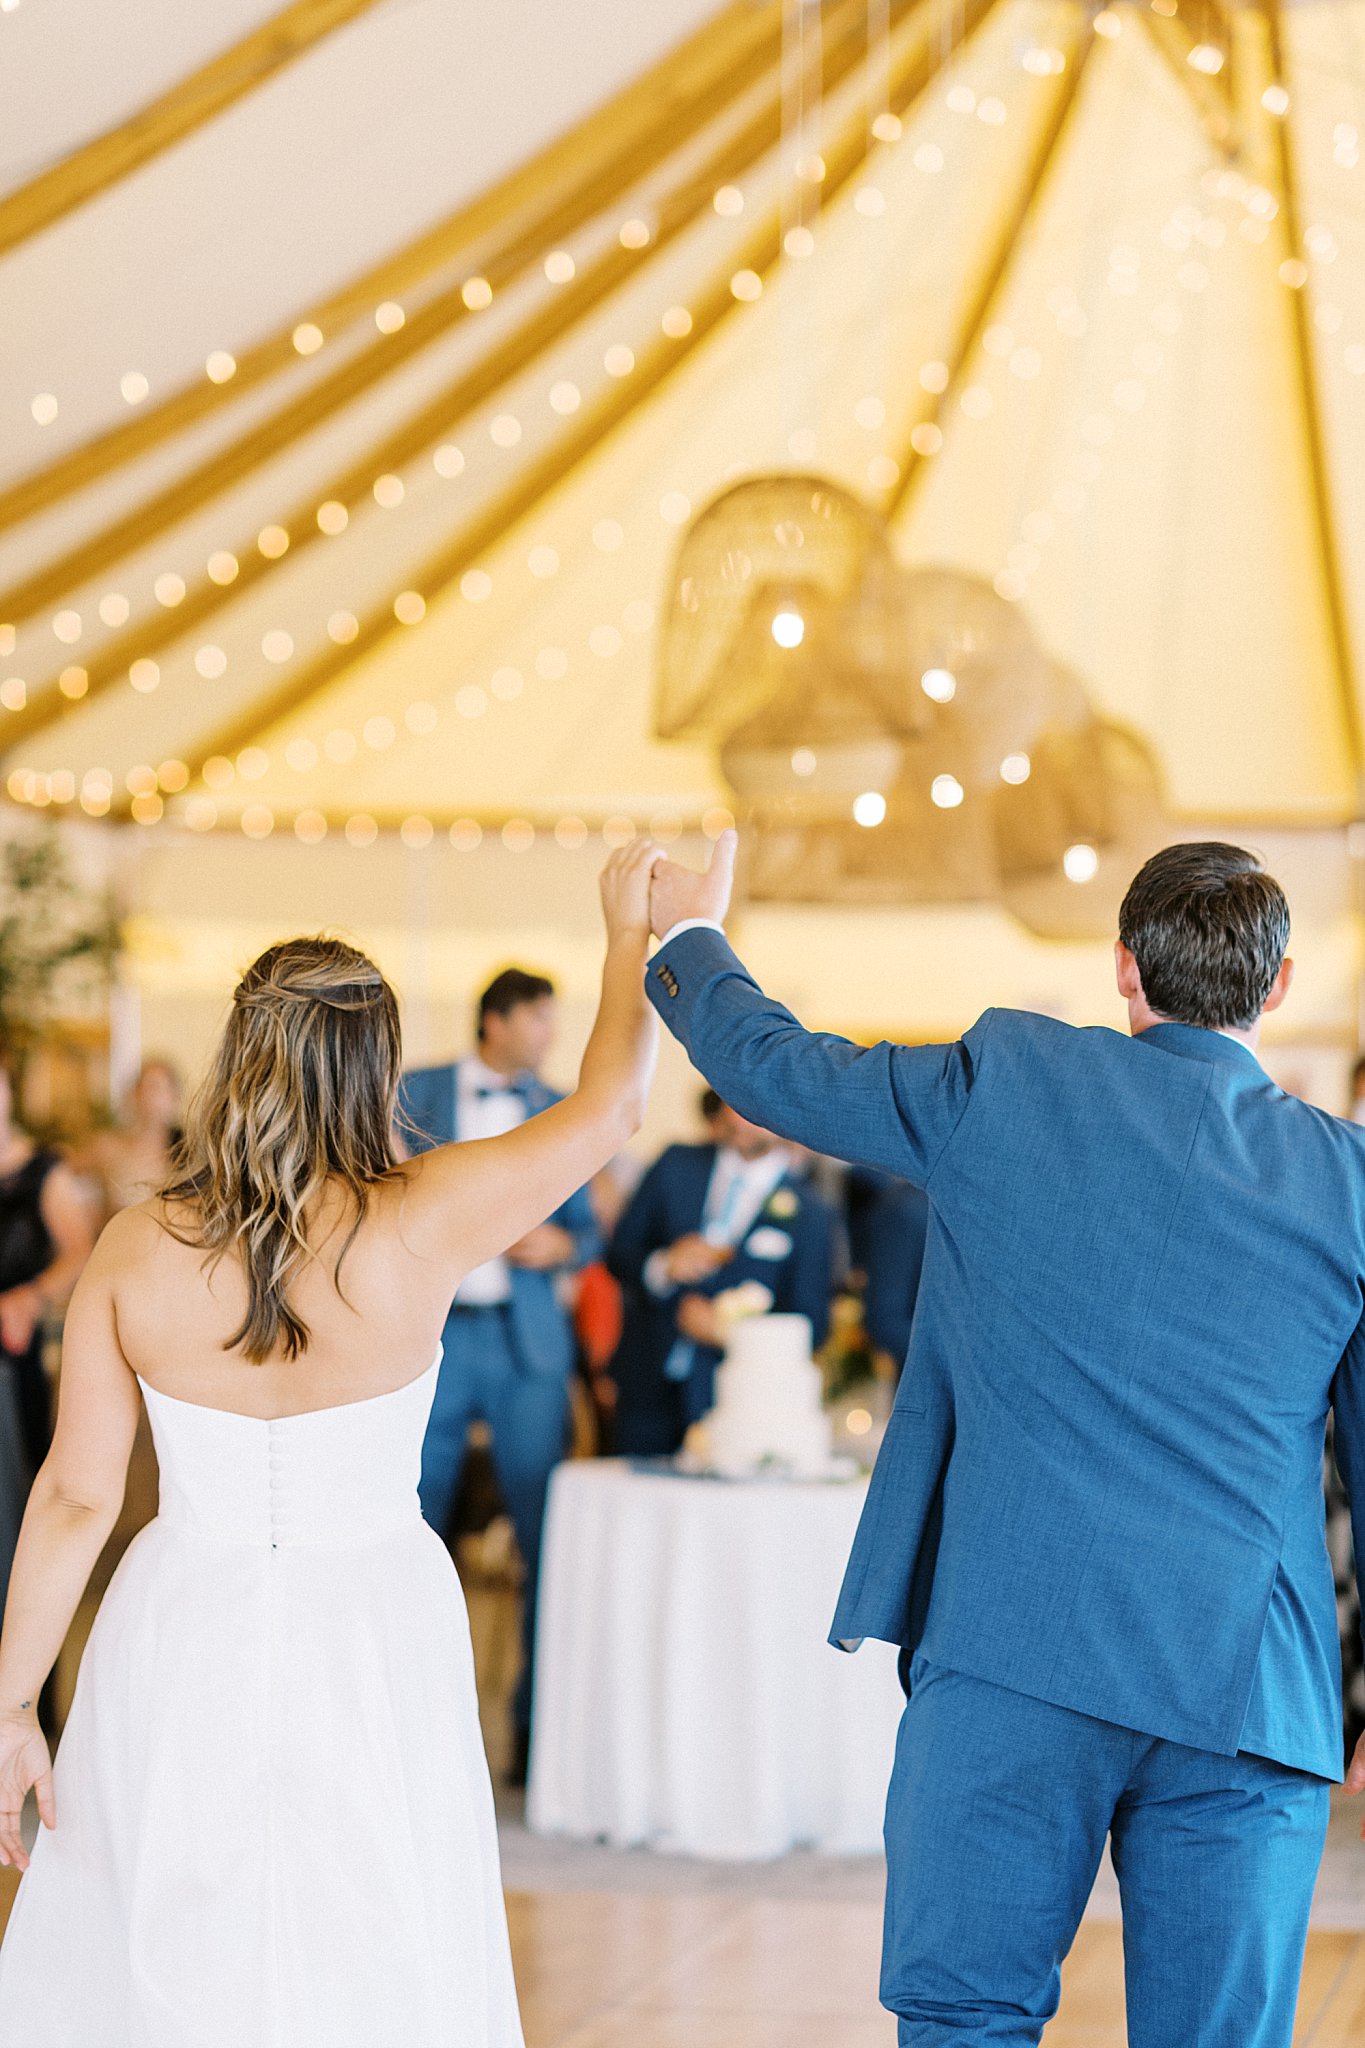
[659,477,1168,935]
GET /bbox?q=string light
[433,443,465,476]
[257,525,290,558]
[1000,754,1031,785]
[120,372,150,405]
[921,668,956,702]
[205,351,237,384]
[207,551,239,585]
[292,323,324,355]
[771,610,805,649]
[30,393,57,425]
[931,775,964,809]
[1064,842,1099,883]
[853,791,886,827]
[374,301,405,333]
[544,251,576,283]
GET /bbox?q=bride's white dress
[0,1350,525,2047]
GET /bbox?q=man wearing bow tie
[607,1088,833,1456]
[399,968,601,1777]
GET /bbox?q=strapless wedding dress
[0,1351,525,2047]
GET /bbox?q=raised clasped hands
[647,829,738,942]
[600,828,738,946]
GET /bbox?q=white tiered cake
[703,1311,835,1478]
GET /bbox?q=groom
[645,832,1365,2048]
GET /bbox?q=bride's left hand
[0,1712,55,1871]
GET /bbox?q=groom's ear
[1114,940,1141,1001]
[1262,955,1294,1015]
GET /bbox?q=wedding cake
[702,1308,835,1478]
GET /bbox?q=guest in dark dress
[0,1055,97,1613]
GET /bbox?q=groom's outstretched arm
[645,921,992,1187]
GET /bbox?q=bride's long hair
[161,936,403,1362]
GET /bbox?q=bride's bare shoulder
[95,1196,200,1271]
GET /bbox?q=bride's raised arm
[396,838,660,1279]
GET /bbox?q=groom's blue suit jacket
[647,926,1365,1781]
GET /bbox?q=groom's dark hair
[1118,843,1290,1032]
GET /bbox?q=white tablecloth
[526,1459,905,1860]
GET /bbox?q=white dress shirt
[452,1054,527,1305]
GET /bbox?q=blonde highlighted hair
[161,936,402,1362]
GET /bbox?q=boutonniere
[766,1186,799,1219]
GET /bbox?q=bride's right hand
[0,1713,55,1871]
[599,837,661,945]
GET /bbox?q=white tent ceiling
[2,0,1365,849]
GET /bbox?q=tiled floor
[5,1819,1365,2043]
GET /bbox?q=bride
[0,839,660,2046]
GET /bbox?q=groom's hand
[648,829,738,940]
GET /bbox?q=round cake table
[526,1457,906,1860]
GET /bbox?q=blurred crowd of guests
[5,974,1364,1775]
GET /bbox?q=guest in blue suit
[399,968,600,1778]
[608,1089,833,1456]
[644,835,1365,2048]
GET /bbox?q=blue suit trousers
[418,1306,570,1735]
[885,1653,1329,2046]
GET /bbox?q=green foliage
[0,825,121,1054]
